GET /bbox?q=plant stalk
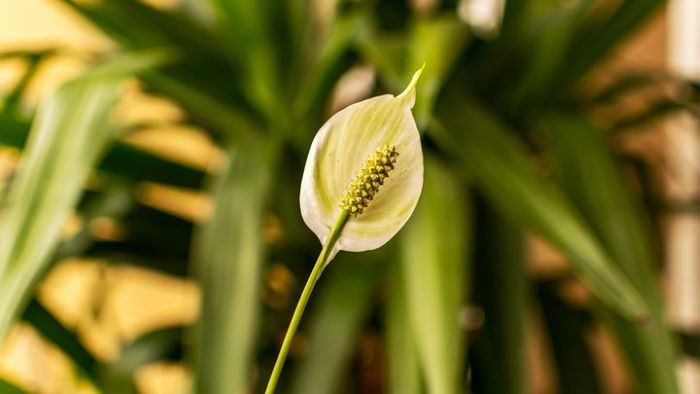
[264,210,350,394]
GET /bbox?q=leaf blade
[434,99,649,320]
[399,156,470,394]
[0,51,167,340]
[543,113,679,394]
[191,134,278,394]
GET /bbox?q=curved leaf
[543,113,679,394]
[434,99,648,320]
[0,51,168,341]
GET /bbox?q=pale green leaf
[191,134,279,394]
[0,51,167,340]
[385,259,421,394]
[399,156,469,394]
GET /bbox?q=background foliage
[0,0,697,393]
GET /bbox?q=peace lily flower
[300,65,425,256]
[265,66,425,394]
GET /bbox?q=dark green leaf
[434,99,649,320]
[97,328,182,394]
[470,198,527,394]
[610,100,695,131]
[543,113,679,394]
[556,0,663,93]
[678,330,699,359]
[538,282,604,394]
[0,379,26,394]
[22,300,97,381]
[587,72,662,105]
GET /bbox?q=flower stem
[264,210,350,394]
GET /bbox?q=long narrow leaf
[399,157,470,394]
[205,0,286,123]
[434,99,648,320]
[538,282,604,394]
[0,51,168,340]
[543,113,679,394]
[385,259,421,394]
[60,0,258,134]
[556,0,663,93]
[470,199,527,394]
[21,300,97,381]
[385,255,423,394]
[191,134,278,394]
[97,328,182,394]
[0,114,204,189]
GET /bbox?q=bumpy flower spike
[341,144,399,216]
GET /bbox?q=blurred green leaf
[587,72,662,105]
[385,259,421,394]
[505,0,592,115]
[470,199,527,394]
[399,156,470,394]
[205,0,286,124]
[434,99,649,320]
[293,11,369,121]
[406,16,470,129]
[543,113,679,394]
[679,330,699,359]
[0,51,168,341]
[290,255,382,394]
[0,379,26,394]
[0,49,58,61]
[142,73,260,140]
[2,56,43,114]
[556,0,663,93]
[0,114,29,148]
[0,113,204,188]
[610,100,695,131]
[60,0,261,136]
[22,300,97,381]
[191,134,279,394]
[538,282,604,394]
[357,14,469,130]
[355,25,406,89]
[60,0,229,62]
[97,328,182,394]
[56,185,134,259]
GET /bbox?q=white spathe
[300,67,425,254]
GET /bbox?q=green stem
[264,211,350,394]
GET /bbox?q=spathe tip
[397,63,426,101]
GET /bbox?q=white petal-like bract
[300,67,424,253]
